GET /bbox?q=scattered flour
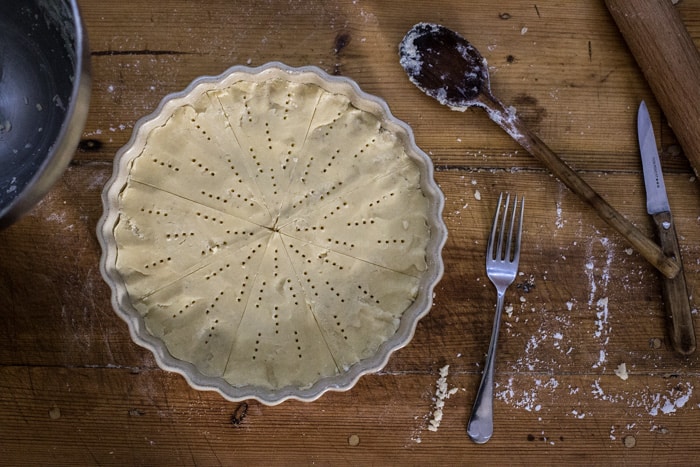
[45,212,66,224]
[493,262,695,435]
[592,379,693,417]
[555,201,565,229]
[497,375,557,413]
[592,297,609,370]
[6,176,17,194]
[585,239,614,373]
[584,237,614,305]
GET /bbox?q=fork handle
[467,290,505,444]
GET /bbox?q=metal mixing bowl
[0,0,91,227]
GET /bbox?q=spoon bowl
[399,23,489,110]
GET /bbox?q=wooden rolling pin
[605,0,698,355]
[605,0,700,177]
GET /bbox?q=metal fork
[467,192,525,444]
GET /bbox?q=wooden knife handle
[604,0,700,178]
[652,211,696,355]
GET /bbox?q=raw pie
[111,70,432,391]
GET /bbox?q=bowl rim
[97,61,447,404]
[0,0,91,227]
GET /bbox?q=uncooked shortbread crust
[113,77,431,390]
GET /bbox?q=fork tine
[505,194,522,262]
[498,193,512,261]
[487,192,504,261]
[488,192,525,262]
[503,194,525,263]
[512,195,524,262]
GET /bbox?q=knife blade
[638,100,696,355]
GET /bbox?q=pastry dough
[113,77,431,390]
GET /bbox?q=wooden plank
[0,366,698,465]
[76,0,693,172]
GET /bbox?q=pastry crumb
[614,363,629,381]
[505,304,514,317]
[427,365,457,432]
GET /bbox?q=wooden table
[2,1,700,464]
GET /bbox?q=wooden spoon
[399,23,680,279]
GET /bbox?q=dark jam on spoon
[399,23,489,109]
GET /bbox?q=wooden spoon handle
[478,94,680,279]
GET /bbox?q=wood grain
[2,1,700,464]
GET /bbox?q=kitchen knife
[638,100,696,355]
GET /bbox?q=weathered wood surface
[2,1,700,464]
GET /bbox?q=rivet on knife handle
[638,101,696,355]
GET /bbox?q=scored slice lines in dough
[214,79,324,222]
[222,233,339,390]
[283,237,420,372]
[115,181,270,300]
[129,91,273,227]
[281,92,413,219]
[132,237,270,378]
[278,161,429,277]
